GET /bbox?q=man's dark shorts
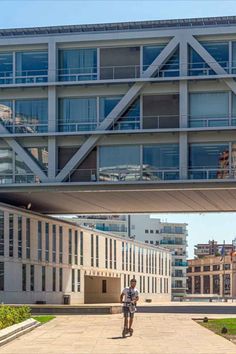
[123,306,135,318]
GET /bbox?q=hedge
[0,305,31,330]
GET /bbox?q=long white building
[0,203,171,304]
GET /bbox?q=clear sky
[0,0,236,29]
[2,0,236,258]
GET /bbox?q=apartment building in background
[194,239,236,258]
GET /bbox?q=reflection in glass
[0,53,13,84]
[59,98,97,131]
[143,45,179,77]
[27,147,48,171]
[15,99,48,133]
[143,144,179,180]
[143,45,165,71]
[99,96,121,122]
[189,92,229,127]
[58,49,97,81]
[189,143,229,179]
[16,51,48,83]
[99,145,140,181]
[188,47,211,76]
[0,149,13,183]
[160,48,179,77]
[0,101,13,131]
[202,42,229,70]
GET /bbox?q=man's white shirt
[122,287,139,303]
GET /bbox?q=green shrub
[0,306,31,330]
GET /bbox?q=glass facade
[15,99,48,133]
[0,262,4,291]
[59,97,97,132]
[143,144,179,180]
[16,51,48,83]
[58,48,97,81]
[99,145,140,181]
[143,45,179,77]
[189,143,229,179]
[189,92,229,127]
[0,53,13,84]
[26,218,30,259]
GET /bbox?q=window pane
[0,149,13,183]
[143,45,165,70]
[99,96,121,121]
[99,145,140,181]
[16,51,48,82]
[58,48,97,81]
[189,92,229,127]
[59,97,97,132]
[0,101,13,130]
[15,99,48,133]
[202,42,229,68]
[143,144,179,180]
[189,143,229,179]
[0,53,13,84]
[26,147,48,171]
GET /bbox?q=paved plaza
[0,313,236,354]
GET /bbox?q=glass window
[143,45,165,71]
[232,42,236,73]
[96,235,99,268]
[26,218,30,259]
[53,268,56,292]
[114,240,116,270]
[30,265,34,291]
[143,144,179,180]
[0,149,13,184]
[52,225,56,263]
[0,53,13,84]
[59,226,63,263]
[0,100,13,130]
[77,269,80,292]
[9,214,14,257]
[72,269,75,292]
[38,221,42,261]
[45,223,49,262]
[80,231,83,265]
[99,145,140,181]
[202,42,229,69]
[0,262,4,291]
[189,143,229,179]
[110,238,113,269]
[15,99,48,133]
[42,266,46,291]
[59,97,97,132]
[58,48,97,81]
[68,229,72,265]
[59,268,63,292]
[16,51,48,83]
[27,147,48,171]
[91,234,94,267]
[189,47,211,76]
[160,48,179,77]
[105,238,108,268]
[99,96,140,130]
[74,230,78,265]
[18,216,22,258]
[22,264,27,291]
[15,152,35,184]
[189,92,229,127]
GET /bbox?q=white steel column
[48,39,57,180]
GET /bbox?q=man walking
[120,278,139,336]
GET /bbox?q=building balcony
[173,261,188,267]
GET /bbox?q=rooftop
[1,16,236,37]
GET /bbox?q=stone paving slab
[0,313,236,354]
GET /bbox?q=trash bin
[63,295,71,305]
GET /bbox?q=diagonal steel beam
[56,36,180,182]
[187,34,236,94]
[0,125,48,182]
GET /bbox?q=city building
[187,255,236,297]
[1,17,236,214]
[67,214,188,298]
[0,203,171,304]
[194,240,236,258]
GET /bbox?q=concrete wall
[84,276,121,303]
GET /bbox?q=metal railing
[3,123,48,134]
[189,116,236,128]
[1,60,236,86]
[188,168,236,180]
[0,173,42,184]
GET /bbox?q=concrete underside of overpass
[1,181,236,214]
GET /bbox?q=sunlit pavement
[0,313,236,354]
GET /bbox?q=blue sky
[0,0,236,29]
[2,0,236,258]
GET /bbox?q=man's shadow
[108,336,127,340]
